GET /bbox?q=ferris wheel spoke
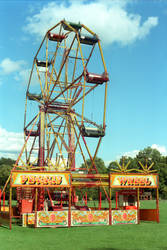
[27,136,37,163]
[49,117,65,159]
[72,116,89,170]
[48,73,83,105]
[35,63,45,98]
[72,83,98,107]
[47,114,67,169]
[74,111,102,128]
[49,36,76,99]
[24,114,39,131]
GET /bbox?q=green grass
[0,201,167,250]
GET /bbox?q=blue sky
[0,0,167,164]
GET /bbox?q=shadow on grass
[89,248,119,250]
[89,249,167,250]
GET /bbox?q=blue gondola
[79,33,98,45]
[27,92,42,101]
[81,126,105,138]
[36,59,51,67]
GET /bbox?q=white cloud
[123,149,139,158]
[0,126,39,162]
[15,67,45,86]
[0,58,26,75]
[151,144,167,156]
[0,127,24,160]
[24,0,158,46]
[14,68,31,85]
[116,144,167,161]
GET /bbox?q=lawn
[0,201,166,250]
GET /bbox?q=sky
[0,0,167,165]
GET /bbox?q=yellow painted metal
[72,181,109,187]
[45,36,49,94]
[98,40,107,72]
[103,81,108,128]
[138,160,156,173]
[68,186,71,227]
[74,116,94,170]
[1,175,11,195]
[72,174,108,179]
[76,33,86,123]
[49,36,76,101]
[39,107,45,167]
[35,188,38,228]
[9,184,12,230]
[47,114,67,170]
[88,137,102,173]
[82,24,96,36]
[97,40,108,127]
[73,83,97,107]
[73,116,89,170]
[47,44,59,99]
[47,20,62,33]
[62,20,77,33]
[109,186,112,225]
[35,60,44,98]
[14,112,40,169]
[111,159,138,173]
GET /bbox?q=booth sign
[11,171,71,187]
[110,174,158,188]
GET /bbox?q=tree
[136,147,161,171]
[80,157,107,174]
[79,157,108,200]
[0,158,15,198]
[108,156,139,172]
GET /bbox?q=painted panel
[22,213,35,227]
[11,171,70,187]
[112,210,137,225]
[71,210,109,226]
[110,174,158,188]
[37,211,68,227]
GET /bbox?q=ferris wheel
[22,20,109,173]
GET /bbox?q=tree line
[0,146,167,199]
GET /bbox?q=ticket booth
[110,173,159,225]
[116,190,138,210]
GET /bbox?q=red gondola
[48,32,65,42]
[86,70,109,84]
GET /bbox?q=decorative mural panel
[11,171,71,187]
[110,174,158,188]
[22,213,35,227]
[37,211,68,227]
[71,210,109,226]
[112,210,137,225]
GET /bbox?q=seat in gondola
[63,21,82,31]
[27,91,42,101]
[79,33,98,45]
[86,70,109,84]
[48,32,65,42]
[24,129,39,137]
[81,126,105,138]
[36,59,51,67]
